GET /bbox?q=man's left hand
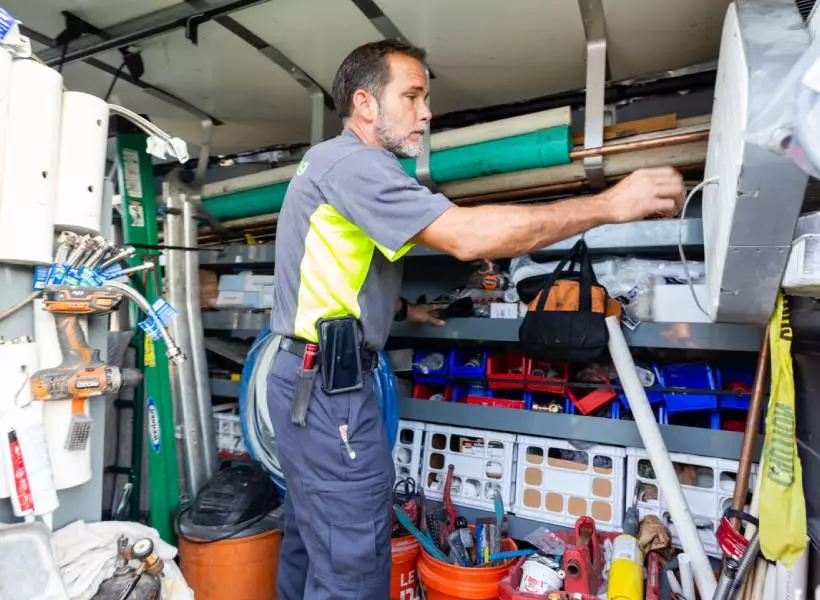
[407,303,446,326]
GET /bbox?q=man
[269,40,685,599]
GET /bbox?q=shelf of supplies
[391,318,763,352]
[199,243,275,267]
[422,500,571,539]
[399,397,760,461]
[195,219,703,265]
[202,309,269,338]
[407,218,704,258]
[203,310,763,350]
[210,378,240,398]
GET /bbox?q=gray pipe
[183,196,218,481]
[728,533,760,599]
[164,190,209,498]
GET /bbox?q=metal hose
[104,280,185,364]
[728,533,760,599]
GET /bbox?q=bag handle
[533,239,590,313]
[577,240,594,313]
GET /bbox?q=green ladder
[114,131,182,544]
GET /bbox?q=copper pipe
[454,162,706,206]
[569,130,709,160]
[729,325,770,531]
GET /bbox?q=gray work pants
[267,349,395,599]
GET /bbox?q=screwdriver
[623,480,641,537]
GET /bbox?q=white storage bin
[783,234,820,296]
[421,424,516,512]
[626,448,757,557]
[393,420,425,486]
[213,406,247,455]
[513,435,626,532]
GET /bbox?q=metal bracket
[578,0,608,190]
[186,119,239,240]
[185,14,212,45]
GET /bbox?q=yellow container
[606,534,644,600]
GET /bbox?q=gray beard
[375,116,423,158]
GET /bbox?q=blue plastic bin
[448,349,488,379]
[412,350,449,385]
[716,365,753,411]
[658,362,719,413]
[615,364,664,408]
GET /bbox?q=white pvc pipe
[762,562,778,600]
[606,316,717,599]
[666,570,683,596]
[678,554,696,600]
[430,106,571,151]
[775,540,809,600]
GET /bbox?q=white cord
[677,176,720,319]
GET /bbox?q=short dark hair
[332,40,427,120]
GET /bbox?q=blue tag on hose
[0,8,16,41]
[100,263,124,280]
[32,266,49,291]
[151,297,177,326]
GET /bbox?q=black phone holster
[316,316,365,395]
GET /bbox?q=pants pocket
[329,520,377,579]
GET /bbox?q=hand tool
[447,530,473,566]
[489,549,536,561]
[442,463,458,533]
[493,488,504,554]
[393,504,449,563]
[30,313,143,451]
[392,477,420,537]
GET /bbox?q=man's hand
[407,303,445,326]
[603,167,686,224]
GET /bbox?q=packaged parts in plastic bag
[746,35,820,179]
[524,526,568,557]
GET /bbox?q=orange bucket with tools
[391,535,421,599]
[417,535,518,600]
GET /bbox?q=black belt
[279,336,377,371]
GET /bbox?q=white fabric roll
[0,59,62,264]
[54,91,110,234]
[34,302,93,490]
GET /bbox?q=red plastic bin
[412,383,453,401]
[465,395,526,410]
[525,359,569,394]
[487,351,527,390]
[499,560,599,600]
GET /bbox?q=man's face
[373,53,431,158]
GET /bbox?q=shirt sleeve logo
[296,160,310,176]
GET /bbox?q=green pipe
[204,181,289,220]
[203,126,571,220]
[400,125,571,183]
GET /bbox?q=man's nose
[419,102,432,123]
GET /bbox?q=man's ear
[351,89,376,122]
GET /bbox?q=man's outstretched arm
[413,167,686,261]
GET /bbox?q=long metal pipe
[165,191,209,498]
[568,129,709,159]
[729,327,770,530]
[183,197,218,481]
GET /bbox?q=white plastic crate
[783,234,820,296]
[626,448,758,557]
[393,420,425,486]
[421,424,516,512]
[513,435,626,532]
[213,405,247,455]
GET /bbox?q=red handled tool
[563,516,602,595]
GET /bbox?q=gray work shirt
[271,130,453,350]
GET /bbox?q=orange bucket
[178,528,282,600]
[417,535,518,600]
[391,535,421,599]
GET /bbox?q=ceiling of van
[4,0,733,154]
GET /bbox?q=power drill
[31,287,143,451]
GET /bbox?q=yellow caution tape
[759,293,807,566]
[144,334,157,368]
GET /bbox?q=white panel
[0,59,62,265]
[703,3,748,319]
[54,91,110,234]
[0,50,11,198]
[92,23,313,152]
[232,0,382,91]
[603,0,732,80]
[374,0,587,114]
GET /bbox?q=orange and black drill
[31,286,143,451]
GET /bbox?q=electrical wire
[677,176,720,319]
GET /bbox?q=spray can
[5,429,35,518]
[606,534,644,600]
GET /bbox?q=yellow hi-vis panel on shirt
[760,293,807,567]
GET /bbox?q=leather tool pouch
[316,316,365,395]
